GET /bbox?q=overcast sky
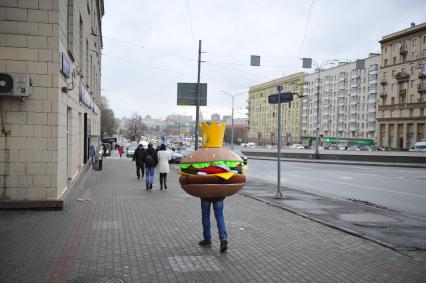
[101,0,426,120]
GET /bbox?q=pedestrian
[143,143,158,190]
[132,144,145,179]
[118,146,123,158]
[157,144,171,190]
[89,144,96,166]
[199,197,228,252]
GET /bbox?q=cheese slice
[177,170,235,180]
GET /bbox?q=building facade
[248,73,304,145]
[0,1,104,207]
[302,54,380,147]
[377,22,426,149]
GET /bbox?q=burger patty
[179,174,246,185]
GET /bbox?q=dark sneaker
[199,240,212,247]
[220,240,228,252]
[137,176,140,179]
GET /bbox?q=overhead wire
[185,0,198,55]
[298,0,314,60]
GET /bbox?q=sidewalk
[0,157,426,282]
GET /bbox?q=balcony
[337,126,345,132]
[349,125,358,131]
[368,124,376,131]
[368,114,376,122]
[368,87,377,94]
[418,83,426,94]
[399,44,407,54]
[351,73,360,79]
[349,116,357,123]
[368,79,378,85]
[369,70,378,75]
[368,106,376,113]
[395,71,409,81]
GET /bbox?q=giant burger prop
[177,122,247,198]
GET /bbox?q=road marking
[284,172,426,199]
[338,176,353,180]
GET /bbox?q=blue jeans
[146,166,155,187]
[201,199,227,241]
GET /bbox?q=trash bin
[93,155,103,170]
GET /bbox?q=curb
[246,156,426,168]
[237,191,422,256]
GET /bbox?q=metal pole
[315,68,320,158]
[194,40,202,150]
[231,95,234,150]
[275,89,283,199]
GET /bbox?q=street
[247,159,426,219]
[1,157,426,282]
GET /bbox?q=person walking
[132,144,145,179]
[199,197,228,252]
[143,143,158,190]
[157,144,171,190]
[118,146,123,158]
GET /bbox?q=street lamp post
[302,58,337,159]
[221,91,245,149]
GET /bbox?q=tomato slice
[199,165,228,174]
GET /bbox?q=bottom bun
[181,183,245,198]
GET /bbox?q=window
[412,38,417,47]
[384,47,388,54]
[391,97,395,104]
[393,57,397,64]
[424,36,426,44]
[79,15,83,69]
[400,110,403,117]
[384,59,388,66]
[392,70,396,78]
[412,51,418,60]
[423,49,426,58]
[421,108,424,116]
[411,66,414,75]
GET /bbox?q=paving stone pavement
[1,156,426,282]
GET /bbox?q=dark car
[358,144,372,151]
[232,149,248,165]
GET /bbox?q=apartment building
[301,54,380,147]
[0,1,104,207]
[248,73,304,145]
[377,22,426,149]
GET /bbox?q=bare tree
[124,113,146,141]
[100,96,117,138]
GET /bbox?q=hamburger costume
[177,122,247,252]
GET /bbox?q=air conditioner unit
[0,73,32,97]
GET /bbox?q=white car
[290,144,305,149]
[410,141,426,151]
[166,149,183,163]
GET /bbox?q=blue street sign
[268,92,293,104]
[161,136,165,142]
[276,85,284,92]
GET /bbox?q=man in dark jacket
[143,143,158,190]
[132,144,145,179]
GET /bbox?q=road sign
[161,136,165,142]
[268,92,293,104]
[177,83,207,106]
[276,85,283,92]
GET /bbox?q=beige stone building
[248,73,304,145]
[377,22,426,149]
[0,0,104,207]
[301,54,380,147]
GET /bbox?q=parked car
[347,145,360,151]
[370,145,388,151]
[289,144,305,149]
[126,146,137,158]
[178,148,194,159]
[232,149,248,165]
[410,141,426,152]
[167,148,183,163]
[358,144,373,151]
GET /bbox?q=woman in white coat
[157,144,171,190]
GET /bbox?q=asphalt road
[246,159,426,219]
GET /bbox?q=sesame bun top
[180,148,243,164]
